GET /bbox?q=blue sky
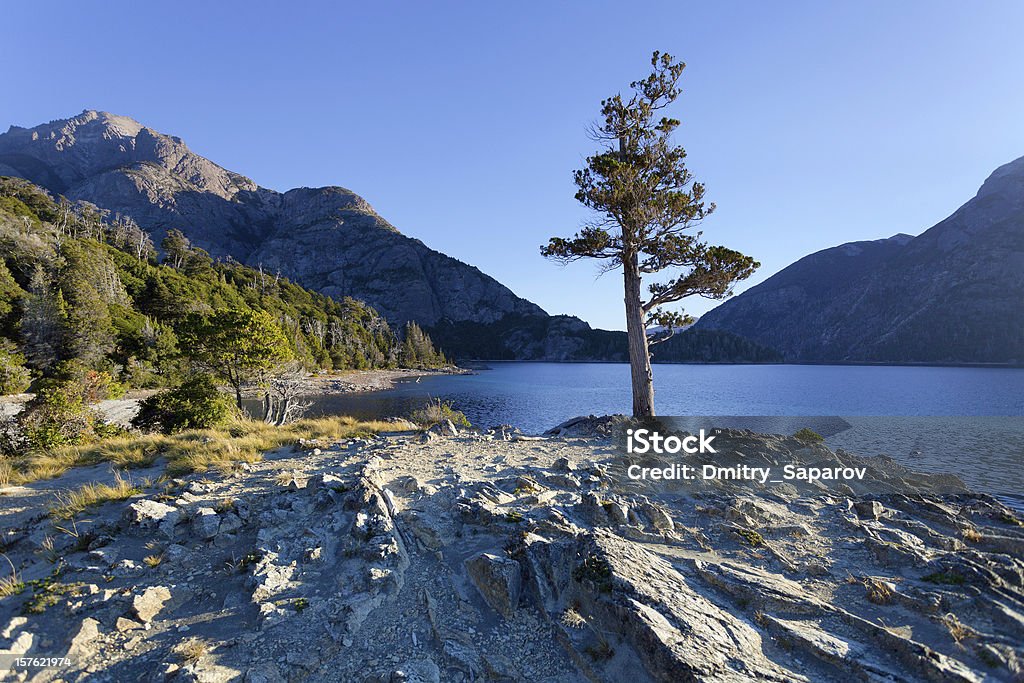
[3,1,1023,330]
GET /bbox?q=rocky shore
[1,417,1022,681]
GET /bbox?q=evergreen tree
[542,52,758,417]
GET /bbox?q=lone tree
[542,52,758,418]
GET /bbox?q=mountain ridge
[695,154,1024,364]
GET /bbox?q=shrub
[132,375,237,434]
[18,382,102,449]
[0,346,31,395]
[409,398,471,428]
[792,427,824,443]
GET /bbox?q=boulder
[66,617,100,659]
[464,552,521,618]
[132,585,172,623]
[125,499,180,537]
[192,507,221,540]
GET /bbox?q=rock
[192,507,221,540]
[552,456,576,472]
[66,618,100,659]
[428,420,459,437]
[854,500,886,520]
[464,552,522,618]
[124,499,181,537]
[389,659,441,683]
[115,617,141,632]
[218,512,243,535]
[132,585,172,623]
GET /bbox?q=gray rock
[464,552,521,618]
[125,499,180,537]
[131,585,172,623]
[192,507,221,540]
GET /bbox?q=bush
[409,398,471,428]
[18,382,102,449]
[132,375,237,434]
[36,361,125,402]
[0,346,31,395]
[792,427,824,443]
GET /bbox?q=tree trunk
[623,255,655,418]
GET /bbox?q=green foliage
[401,321,447,368]
[179,309,293,405]
[572,554,613,593]
[792,428,824,443]
[0,176,423,398]
[132,375,238,433]
[18,381,103,449]
[409,398,471,428]
[0,343,31,394]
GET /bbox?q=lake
[294,362,1024,507]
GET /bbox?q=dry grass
[0,460,12,487]
[143,554,164,568]
[173,637,209,664]
[942,613,978,647]
[49,471,141,520]
[962,528,983,544]
[0,553,24,598]
[5,416,393,486]
[864,577,895,605]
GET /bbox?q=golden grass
[49,471,141,520]
[6,416,392,486]
[173,637,209,664]
[0,460,12,487]
[0,553,24,598]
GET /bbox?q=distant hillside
[696,156,1024,364]
[0,177,447,393]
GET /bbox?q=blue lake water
[306,362,1024,432]
[300,363,1024,506]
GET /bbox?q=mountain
[0,110,780,363]
[0,111,543,328]
[695,156,1024,364]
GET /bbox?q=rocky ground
[1,417,1023,682]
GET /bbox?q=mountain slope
[0,111,544,328]
[695,156,1024,363]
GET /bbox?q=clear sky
[2,1,1023,330]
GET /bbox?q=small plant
[0,460,12,487]
[922,570,967,586]
[941,613,977,648]
[998,511,1023,527]
[733,527,765,547]
[293,597,310,613]
[560,607,586,629]
[573,554,614,593]
[504,510,524,524]
[173,638,208,664]
[962,528,983,544]
[792,428,824,443]
[863,578,894,605]
[0,553,24,598]
[49,470,141,519]
[38,536,59,564]
[22,570,84,615]
[584,637,615,661]
[214,497,236,513]
[143,554,164,568]
[409,398,471,429]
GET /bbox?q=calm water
[303,363,1024,432]
[291,363,1024,506]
